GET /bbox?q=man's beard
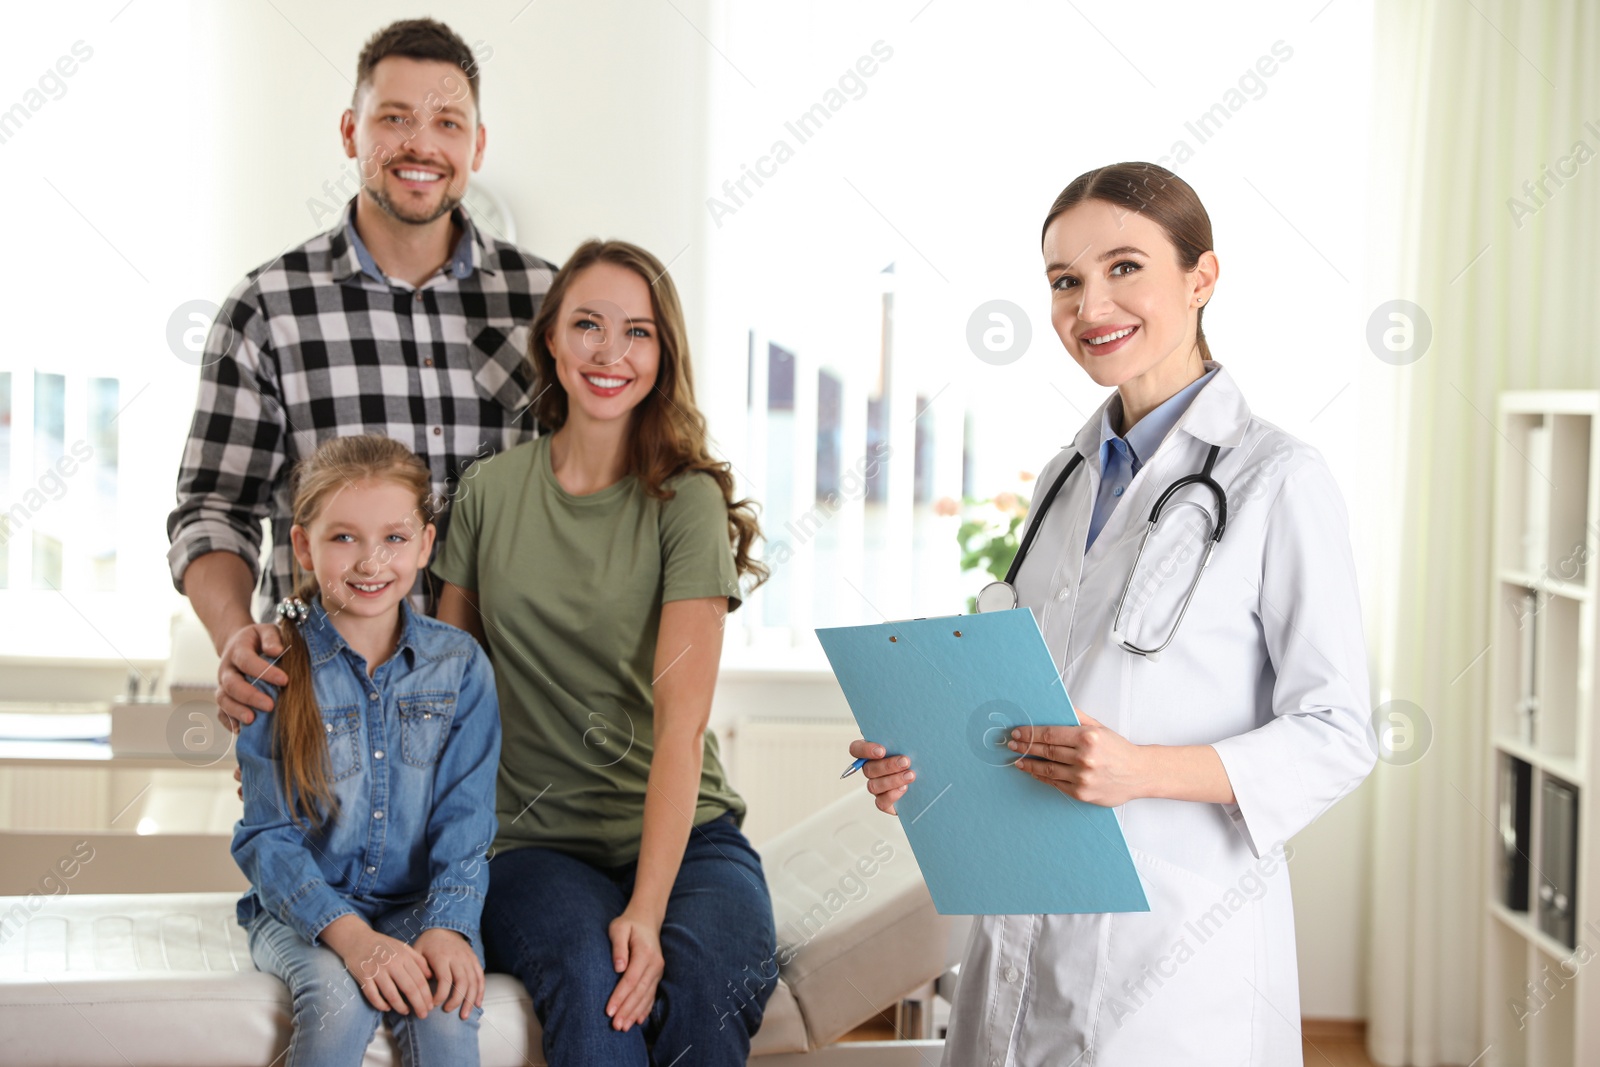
[363,175,462,225]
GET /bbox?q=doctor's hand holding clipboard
[849,710,1228,813]
[842,162,1377,1067]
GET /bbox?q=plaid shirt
[167,198,557,620]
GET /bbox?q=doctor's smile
[845,161,1376,1066]
[1079,323,1140,354]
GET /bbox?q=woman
[848,162,1376,1066]
[431,240,776,1066]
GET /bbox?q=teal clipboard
[816,609,1150,915]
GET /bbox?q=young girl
[231,434,502,1067]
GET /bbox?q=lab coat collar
[1070,361,1250,462]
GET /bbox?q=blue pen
[839,756,869,779]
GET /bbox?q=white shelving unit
[1482,392,1600,1066]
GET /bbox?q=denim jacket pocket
[321,705,362,783]
[397,693,456,767]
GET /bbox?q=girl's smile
[290,477,435,650]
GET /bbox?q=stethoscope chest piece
[976,580,1020,614]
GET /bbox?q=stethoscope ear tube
[979,452,1087,615]
[1145,444,1227,543]
[1001,452,1085,587]
[1113,447,1227,656]
[984,444,1228,654]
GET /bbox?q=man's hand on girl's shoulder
[216,621,290,731]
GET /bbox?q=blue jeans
[247,906,484,1067]
[482,812,778,1066]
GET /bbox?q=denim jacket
[231,595,501,946]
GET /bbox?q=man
[167,18,555,724]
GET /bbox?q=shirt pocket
[397,693,457,767]
[469,322,537,416]
[320,705,362,783]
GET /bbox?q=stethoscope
[976,443,1229,659]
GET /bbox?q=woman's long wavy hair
[1040,161,1216,362]
[275,434,435,831]
[528,239,768,594]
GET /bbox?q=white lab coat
[942,363,1376,1067]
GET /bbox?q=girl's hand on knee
[415,928,484,1021]
[605,908,665,1032]
[323,916,434,1017]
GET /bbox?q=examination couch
[0,791,959,1065]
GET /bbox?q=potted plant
[939,471,1036,613]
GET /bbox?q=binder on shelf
[1538,775,1579,949]
[1525,421,1550,576]
[1500,754,1533,912]
[1518,589,1539,746]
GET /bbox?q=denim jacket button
[369,692,378,701]
[366,866,376,874]
[374,750,384,760]
[374,811,384,820]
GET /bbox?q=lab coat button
[1055,588,1071,603]
[1004,966,1020,983]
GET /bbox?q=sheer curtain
[1362,1,1600,1063]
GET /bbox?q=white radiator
[2,768,107,831]
[0,768,237,835]
[726,716,865,846]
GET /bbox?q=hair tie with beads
[276,597,310,626]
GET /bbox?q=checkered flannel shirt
[167,198,557,620]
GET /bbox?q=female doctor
[847,161,1377,1066]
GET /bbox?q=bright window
[0,1,1372,668]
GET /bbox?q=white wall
[190,0,716,352]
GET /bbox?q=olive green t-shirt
[430,435,747,867]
